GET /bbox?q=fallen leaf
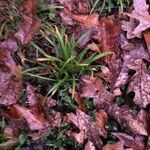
[87,43,100,52]
[112,45,149,89]
[80,75,102,98]
[138,109,149,132]
[109,105,148,136]
[144,30,150,53]
[102,141,124,150]
[84,140,96,150]
[95,109,108,138]
[0,45,22,106]
[12,104,49,131]
[73,13,99,28]
[127,60,150,108]
[112,132,144,150]
[15,0,41,44]
[65,109,102,148]
[122,0,150,38]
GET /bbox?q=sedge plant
[23,26,112,97]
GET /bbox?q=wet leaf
[15,0,41,44]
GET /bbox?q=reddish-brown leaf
[84,140,96,150]
[144,30,150,53]
[102,141,124,150]
[127,60,150,108]
[12,104,49,131]
[95,109,108,138]
[15,0,41,44]
[109,105,148,136]
[65,109,102,147]
[112,132,144,150]
[0,44,22,106]
[122,0,150,39]
[80,75,103,98]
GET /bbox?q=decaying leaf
[95,109,108,138]
[65,109,102,148]
[112,132,144,150]
[112,45,149,89]
[122,0,150,38]
[0,45,22,106]
[80,75,102,98]
[127,60,150,108]
[102,141,124,150]
[144,30,150,53]
[15,0,41,44]
[12,104,49,131]
[84,140,96,150]
[109,105,148,136]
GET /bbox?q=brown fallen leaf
[144,30,150,53]
[122,0,150,39]
[102,141,124,150]
[138,109,149,132]
[95,109,108,138]
[99,17,121,61]
[84,140,96,150]
[15,0,41,44]
[87,43,100,52]
[80,75,102,98]
[109,105,148,136]
[12,104,49,131]
[0,44,22,106]
[65,109,102,148]
[127,60,150,108]
[112,132,144,150]
[73,13,99,28]
[112,45,149,89]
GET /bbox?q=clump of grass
[23,26,112,97]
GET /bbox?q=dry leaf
[122,0,150,38]
[95,109,108,138]
[15,0,41,44]
[80,75,102,98]
[65,109,102,148]
[112,132,144,150]
[0,45,22,106]
[127,60,150,108]
[144,30,150,53]
[87,43,100,52]
[84,140,96,150]
[12,104,49,131]
[102,141,124,150]
[109,105,148,136]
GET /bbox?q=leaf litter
[0,0,150,149]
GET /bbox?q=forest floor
[0,0,150,149]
